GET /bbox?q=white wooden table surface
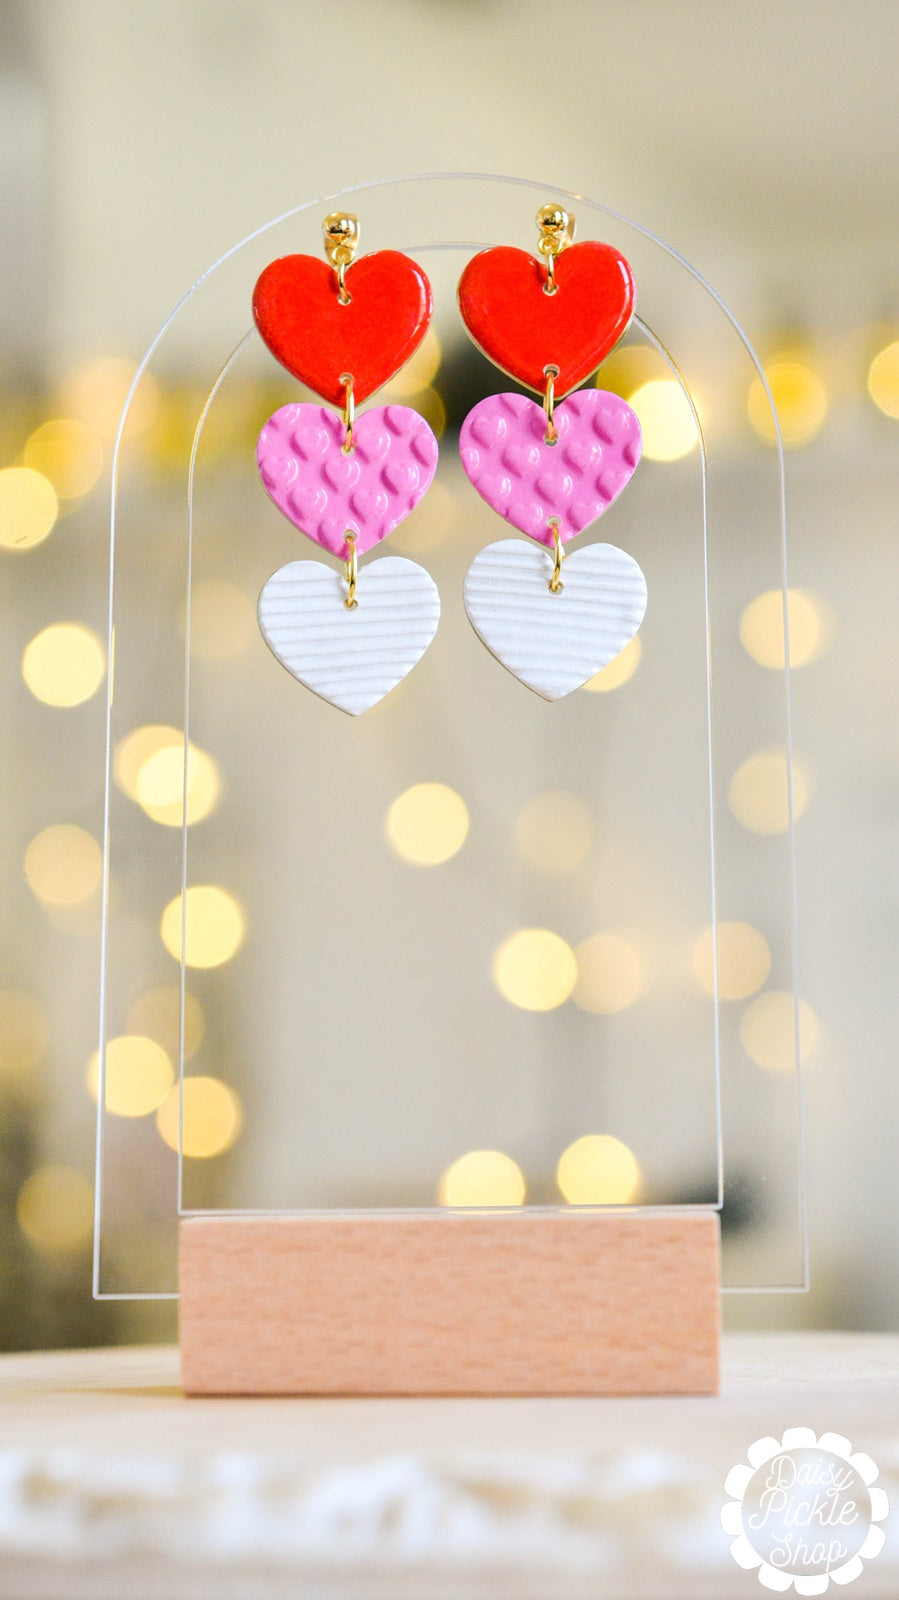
[0,1334,895,1599]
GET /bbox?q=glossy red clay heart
[253,251,433,406]
[458,241,635,398]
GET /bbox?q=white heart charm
[464,538,647,701]
[258,556,440,715]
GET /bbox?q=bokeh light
[692,921,771,1001]
[126,985,205,1062]
[438,1149,526,1207]
[748,359,827,446]
[156,1075,243,1158]
[384,328,441,397]
[134,742,220,828]
[628,379,698,461]
[492,928,577,1011]
[867,339,899,419]
[0,990,48,1083]
[23,419,103,500]
[61,357,160,440]
[22,622,105,706]
[728,748,811,833]
[556,1134,640,1204]
[86,1034,174,1117]
[740,588,833,670]
[739,990,821,1072]
[582,635,642,692]
[160,885,245,968]
[149,382,249,471]
[0,466,58,550]
[114,725,220,826]
[385,782,469,865]
[514,790,594,872]
[24,825,102,906]
[572,933,646,1014]
[596,344,664,399]
[185,578,256,662]
[115,724,180,796]
[16,1166,93,1255]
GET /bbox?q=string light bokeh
[2,2,897,1345]
[2,290,877,1332]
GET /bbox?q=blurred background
[0,0,896,1350]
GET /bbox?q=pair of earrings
[252,205,647,715]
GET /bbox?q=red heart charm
[458,241,634,398]
[253,250,433,406]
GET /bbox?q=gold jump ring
[543,365,559,445]
[548,520,565,593]
[539,238,558,295]
[344,532,358,609]
[340,374,355,453]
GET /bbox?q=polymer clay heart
[464,538,647,701]
[253,251,432,405]
[460,390,642,548]
[258,556,440,715]
[458,242,635,397]
[257,402,439,557]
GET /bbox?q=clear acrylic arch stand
[95,173,805,1395]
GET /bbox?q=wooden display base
[179,1210,720,1396]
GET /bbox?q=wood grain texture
[179,1210,720,1397]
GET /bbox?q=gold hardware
[344,532,358,609]
[536,202,575,295]
[543,364,560,444]
[340,373,355,453]
[548,519,565,593]
[323,212,360,304]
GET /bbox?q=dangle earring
[457,204,648,701]
[252,213,440,715]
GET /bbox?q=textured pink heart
[460,390,642,547]
[257,403,439,556]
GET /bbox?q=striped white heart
[464,538,647,701]
[258,556,439,715]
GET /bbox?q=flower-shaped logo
[722,1427,888,1592]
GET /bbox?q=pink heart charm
[257,403,439,556]
[460,390,642,547]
